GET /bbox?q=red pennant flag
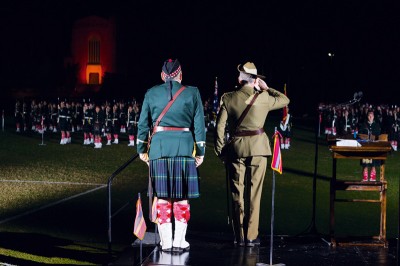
[133,196,147,240]
[151,196,158,223]
[271,131,283,174]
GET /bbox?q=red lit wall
[70,16,116,85]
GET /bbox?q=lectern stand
[329,141,392,247]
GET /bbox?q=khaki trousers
[228,156,267,241]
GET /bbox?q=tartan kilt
[149,157,200,199]
[93,123,102,135]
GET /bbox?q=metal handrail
[107,153,139,254]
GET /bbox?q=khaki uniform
[215,84,289,241]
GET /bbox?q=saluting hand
[256,78,269,91]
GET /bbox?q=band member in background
[119,102,127,133]
[70,102,76,133]
[127,103,140,147]
[75,102,83,132]
[64,102,72,143]
[82,103,93,145]
[34,102,45,134]
[15,100,23,133]
[22,101,29,132]
[93,105,105,149]
[104,105,113,145]
[137,59,206,252]
[58,101,69,145]
[126,105,135,146]
[279,105,292,149]
[112,104,120,144]
[30,100,37,131]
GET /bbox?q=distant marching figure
[105,105,113,145]
[82,103,93,145]
[93,105,105,149]
[112,104,120,144]
[58,101,71,145]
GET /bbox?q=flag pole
[39,116,46,146]
[138,192,143,264]
[264,128,285,266]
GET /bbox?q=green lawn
[0,116,399,264]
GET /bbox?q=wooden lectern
[329,139,392,247]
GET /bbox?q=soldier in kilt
[49,103,58,133]
[58,101,70,145]
[15,101,23,133]
[119,102,127,133]
[65,102,73,143]
[104,105,113,145]
[93,105,105,148]
[22,102,29,132]
[111,104,120,144]
[82,103,93,145]
[34,102,45,134]
[126,104,139,146]
[75,102,83,132]
[137,59,205,253]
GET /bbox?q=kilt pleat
[149,157,200,199]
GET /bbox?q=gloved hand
[139,153,149,166]
[195,156,204,167]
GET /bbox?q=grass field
[0,115,399,264]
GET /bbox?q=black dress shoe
[234,238,245,247]
[246,238,261,247]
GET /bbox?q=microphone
[353,91,363,101]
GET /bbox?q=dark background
[0,0,399,115]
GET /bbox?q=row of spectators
[319,102,399,150]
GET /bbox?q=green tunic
[137,81,206,160]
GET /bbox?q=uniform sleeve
[214,94,228,157]
[193,88,206,156]
[136,91,151,153]
[267,88,290,111]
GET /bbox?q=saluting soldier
[214,62,289,247]
[93,105,105,148]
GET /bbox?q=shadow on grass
[0,232,111,265]
[284,167,331,182]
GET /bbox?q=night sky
[1,0,399,115]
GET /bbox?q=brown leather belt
[154,126,190,133]
[235,128,265,137]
